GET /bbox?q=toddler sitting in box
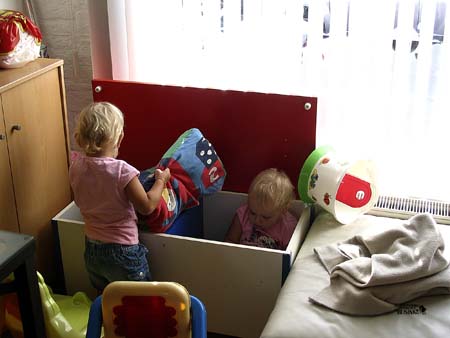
[225,168,297,250]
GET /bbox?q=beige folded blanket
[309,213,450,315]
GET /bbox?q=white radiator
[369,195,450,225]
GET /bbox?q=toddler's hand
[155,168,171,184]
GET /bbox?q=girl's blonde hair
[248,168,295,212]
[74,102,124,155]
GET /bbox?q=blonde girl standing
[69,101,170,293]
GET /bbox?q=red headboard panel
[92,80,317,194]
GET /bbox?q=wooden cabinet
[0,58,72,285]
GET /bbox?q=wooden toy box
[55,80,317,337]
[54,191,311,338]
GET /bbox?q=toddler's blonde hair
[248,168,295,212]
[74,102,124,156]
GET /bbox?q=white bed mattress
[260,211,450,338]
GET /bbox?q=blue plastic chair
[85,281,207,338]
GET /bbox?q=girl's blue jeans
[84,237,151,292]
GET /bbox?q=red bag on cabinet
[0,10,42,68]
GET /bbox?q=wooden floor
[208,333,236,338]
[1,329,235,338]
[1,331,12,338]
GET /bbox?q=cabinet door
[0,99,19,232]
[2,67,71,278]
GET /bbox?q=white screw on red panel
[95,86,102,93]
[304,102,312,110]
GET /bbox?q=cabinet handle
[11,124,22,131]
[0,134,4,140]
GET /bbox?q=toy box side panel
[203,191,247,241]
[140,233,285,338]
[286,207,311,267]
[55,219,97,299]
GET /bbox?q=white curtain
[102,0,450,201]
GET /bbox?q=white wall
[35,0,93,146]
[0,0,94,148]
[87,0,112,79]
[0,0,24,12]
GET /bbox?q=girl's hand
[155,168,171,184]
[127,168,171,215]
